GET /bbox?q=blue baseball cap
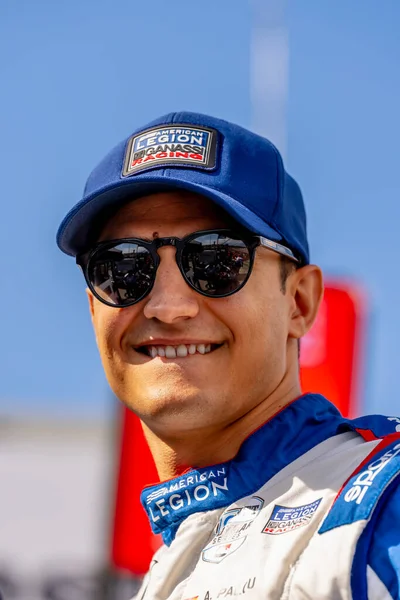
[56,111,309,263]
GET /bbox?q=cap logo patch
[122,124,217,176]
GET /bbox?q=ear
[288,265,324,339]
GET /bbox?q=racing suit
[134,394,400,599]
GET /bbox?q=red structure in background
[300,283,366,418]
[111,410,160,576]
[110,281,367,576]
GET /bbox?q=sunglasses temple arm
[258,237,300,263]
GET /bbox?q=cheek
[91,304,129,373]
[239,303,288,399]
[238,298,286,356]
[217,270,289,377]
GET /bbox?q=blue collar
[141,394,350,545]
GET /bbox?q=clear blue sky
[0,0,399,418]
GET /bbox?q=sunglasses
[77,229,299,308]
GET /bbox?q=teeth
[177,344,188,358]
[144,343,216,358]
[165,346,177,358]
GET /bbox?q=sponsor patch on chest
[202,496,264,563]
[262,498,322,535]
[122,124,217,176]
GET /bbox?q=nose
[143,247,200,323]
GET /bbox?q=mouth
[134,342,223,359]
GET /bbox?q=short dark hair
[279,255,298,293]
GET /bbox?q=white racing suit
[134,394,400,599]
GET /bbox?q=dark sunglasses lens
[87,242,155,305]
[182,233,251,296]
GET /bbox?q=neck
[142,378,302,482]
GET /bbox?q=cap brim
[57,175,283,256]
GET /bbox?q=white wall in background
[0,418,115,598]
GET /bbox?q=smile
[135,343,222,359]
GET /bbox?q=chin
[130,388,216,433]
[147,390,200,415]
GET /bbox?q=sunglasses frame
[77,229,300,308]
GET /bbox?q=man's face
[88,191,297,438]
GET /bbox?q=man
[57,112,400,599]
